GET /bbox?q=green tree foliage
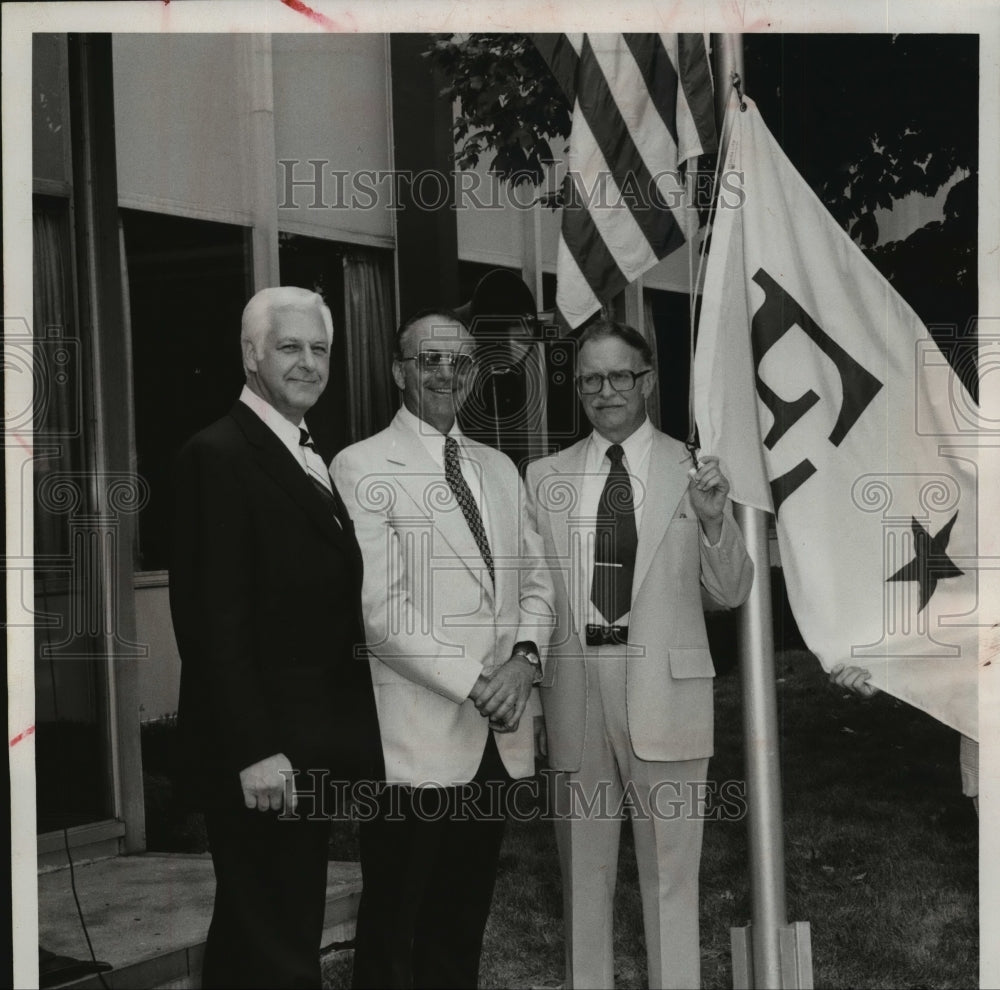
[427,33,571,200]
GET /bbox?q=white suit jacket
[525,429,754,769]
[332,410,555,786]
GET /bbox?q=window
[279,233,396,449]
[277,233,351,454]
[33,195,114,831]
[646,288,693,442]
[122,209,251,572]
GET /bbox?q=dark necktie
[591,443,637,623]
[444,435,495,585]
[299,429,344,529]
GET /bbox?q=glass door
[33,195,116,833]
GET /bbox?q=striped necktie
[444,435,494,585]
[299,429,343,529]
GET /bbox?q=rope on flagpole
[731,70,748,111]
[686,169,699,467]
[685,71,743,466]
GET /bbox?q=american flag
[532,33,717,329]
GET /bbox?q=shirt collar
[240,384,306,449]
[398,402,465,467]
[589,416,653,471]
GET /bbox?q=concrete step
[38,853,361,989]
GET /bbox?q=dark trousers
[352,733,511,989]
[202,805,332,989]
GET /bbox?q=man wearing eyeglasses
[525,319,754,990]
[332,309,554,989]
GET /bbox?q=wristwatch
[511,642,543,684]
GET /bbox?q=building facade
[29,30,700,863]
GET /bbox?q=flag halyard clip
[731,72,747,112]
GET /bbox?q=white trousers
[552,645,709,990]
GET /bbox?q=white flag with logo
[694,96,980,739]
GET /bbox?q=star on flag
[886,512,964,612]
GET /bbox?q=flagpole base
[731,921,813,989]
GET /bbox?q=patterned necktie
[591,443,637,623]
[299,429,343,529]
[444,435,495,585]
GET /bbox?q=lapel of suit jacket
[533,439,588,630]
[229,402,350,552]
[631,432,692,604]
[547,438,588,567]
[384,411,496,600]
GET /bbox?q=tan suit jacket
[525,429,753,771]
[333,410,554,786]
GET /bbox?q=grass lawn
[322,648,977,989]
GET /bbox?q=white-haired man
[170,286,383,988]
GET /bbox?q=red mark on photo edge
[10,725,35,747]
[280,0,344,31]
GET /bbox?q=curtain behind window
[33,200,113,830]
[33,204,81,560]
[343,250,396,443]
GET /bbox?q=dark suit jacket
[169,401,383,810]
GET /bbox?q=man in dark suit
[169,286,383,989]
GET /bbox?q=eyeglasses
[399,351,474,373]
[575,369,652,395]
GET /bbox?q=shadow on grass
[144,611,977,988]
[475,649,976,990]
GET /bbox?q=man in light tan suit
[526,319,753,990]
[332,309,554,989]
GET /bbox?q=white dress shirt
[397,403,492,539]
[239,385,332,493]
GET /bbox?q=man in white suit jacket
[525,320,753,990]
[332,309,554,989]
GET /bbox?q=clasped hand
[468,654,535,733]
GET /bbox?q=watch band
[512,645,543,684]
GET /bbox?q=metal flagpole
[712,33,814,990]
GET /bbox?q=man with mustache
[526,319,753,990]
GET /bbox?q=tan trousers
[552,645,709,990]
